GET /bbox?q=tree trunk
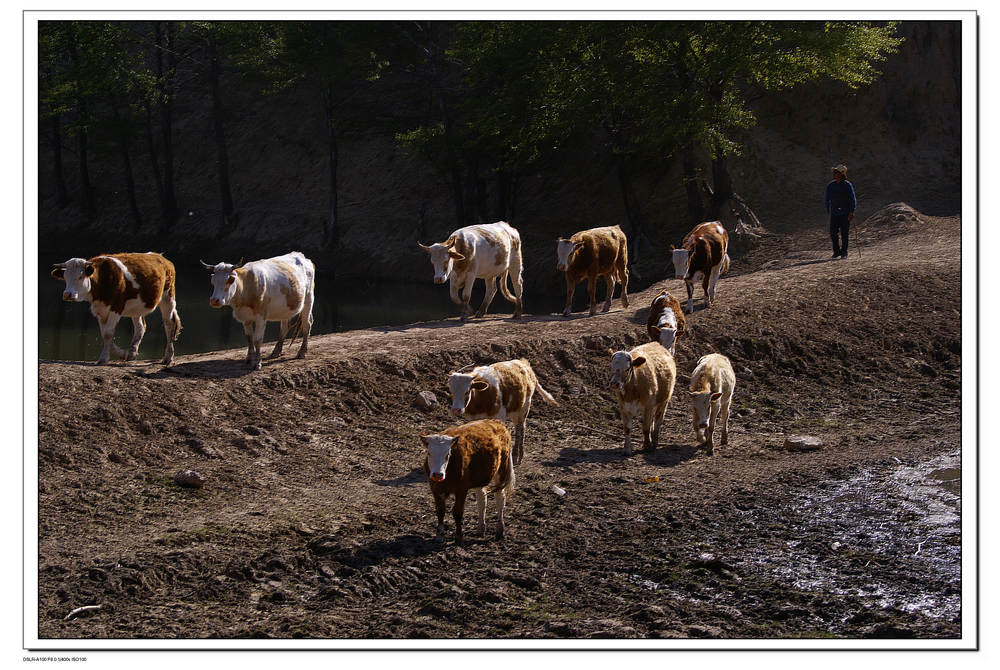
[682,142,704,225]
[156,22,178,231]
[495,171,519,222]
[322,84,340,249]
[707,150,734,220]
[76,127,95,223]
[118,133,142,230]
[616,154,645,279]
[50,115,69,208]
[143,102,166,220]
[208,32,237,238]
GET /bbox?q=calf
[200,252,315,370]
[418,221,523,321]
[688,353,736,454]
[556,225,629,316]
[608,342,676,456]
[645,290,686,355]
[669,221,730,313]
[447,359,557,466]
[50,253,181,365]
[421,419,516,545]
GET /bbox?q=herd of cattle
[49,219,735,544]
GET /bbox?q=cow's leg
[619,263,629,308]
[641,407,655,451]
[476,487,488,536]
[158,289,180,366]
[508,249,524,319]
[684,279,695,314]
[459,277,476,322]
[269,320,289,359]
[448,277,463,307]
[513,404,529,466]
[96,313,123,365]
[433,491,447,536]
[452,489,469,545]
[708,263,723,303]
[242,322,254,365]
[602,274,615,312]
[562,276,576,317]
[476,276,498,318]
[587,276,598,316]
[126,315,146,361]
[621,411,633,457]
[652,401,669,450]
[296,289,314,359]
[495,487,507,540]
[703,271,713,307]
[251,317,266,370]
[720,394,731,446]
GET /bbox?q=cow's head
[669,245,690,279]
[650,325,677,354]
[418,238,464,284]
[201,259,243,308]
[51,258,95,302]
[555,238,583,272]
[447,372,489,416]
[421,432,456,482]
[688,390,723,433]
[608,350,645,390]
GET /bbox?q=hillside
[36,207,963,640]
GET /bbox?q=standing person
[825,164,857,258]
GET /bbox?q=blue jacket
[826,180,857,216]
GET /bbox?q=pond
[37,256,586,362]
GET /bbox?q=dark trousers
[830,214,850,255]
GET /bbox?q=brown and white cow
[200,251,315,370]
[556,225,629,317]
[418,221,523,321]
[421,419,516,545]
[447,359,557,466]
[50,252,181,366]
[688,353,736,454]
[669,221,730,314]
[608,342,677,457]
[645,289,686,355]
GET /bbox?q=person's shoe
[831,252,841,258]
[840,252,848,258]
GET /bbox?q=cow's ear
[687,390,697,396]
[420,432,429,446]
[443,237,457,248]
[448,251,465,261]
[471,379,490,391]
[650,326,660,337]
[668,245,675,252]
[607,348,616,356]
[631,356,646,368]
[84,263,95,277]
[574,241,585,250]
[50,267,64,280]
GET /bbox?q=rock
[784,435,824,451]
[186,438,221,458]
[331,417,348,427]
[414,391,438,410]
[138,420,154,435]
[174,469,205,488]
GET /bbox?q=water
[38,257,577,362]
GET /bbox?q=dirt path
[36,211,962,640]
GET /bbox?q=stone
[415,391,438,410]
[784,435,824,451]
[174,469,205,488]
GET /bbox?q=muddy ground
[36,206,963,641]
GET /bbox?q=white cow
[688,353,736,454]
[419,221,523,320]
[201,251,315,370]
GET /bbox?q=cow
[200,251,315,370]
[421,419,516,545]
[50,253,182,366]
[645,289,686,355]
[688,353,736,454]
[669,221,730,314]
[418,221,523,321]
[556,225,629,317]
[608,342,677,457]
[447,359,557,467]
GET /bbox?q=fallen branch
[63,603,103,621]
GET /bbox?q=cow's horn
[417,241,432,251]
[236,257,245,268]
[51,262,67,269]
[199,259,215,270]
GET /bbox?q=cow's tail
[498,234,522,305]
[286,314,305,350]
[491,448,516,500]
[164,268,182,341]
[522,360,557,406]
[721,253,731,275]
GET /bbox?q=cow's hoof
[124,351,136,362]
[562,310,571,317]
[95,358,109,366]
[161,357,174,367]
[622,298,629,308]
[496,528,505,541]
[588,309,597,317]
[295,351,307,360]
[513,312,522,319]
[268,351,282,360]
